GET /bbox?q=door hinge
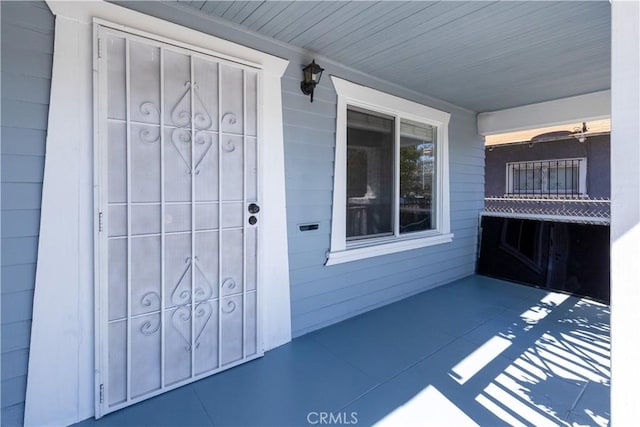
[98,211,104,232]
[98,38,104,59]
[99,384,104,403]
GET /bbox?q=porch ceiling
[177,0,611,113]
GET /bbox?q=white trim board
[610,0,640,424]
[327,76,452,265]
[478,90,611,136]
[26,2,291,425]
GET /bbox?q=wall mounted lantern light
[572,122,588,143]
[300,60,324,103]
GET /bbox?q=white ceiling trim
[477,90,611,136]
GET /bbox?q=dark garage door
[477,215,610,303]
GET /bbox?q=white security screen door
[95,26,261,416]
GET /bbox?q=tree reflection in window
[400,120,436,233]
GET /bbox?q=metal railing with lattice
[483,196,610,225]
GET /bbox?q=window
[327,77,453,265]
[506,158,587,197]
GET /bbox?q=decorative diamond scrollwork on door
[193,133,213,175]
[171,306,192,351]
[169,131,214,176]
[170,81,213,130]
[141,291,161,309]
[170,256,215,305]
[192,83,213,131]
[221,138,236,153]
[221,278,236,291]
[138,292,161,336]
[170,129,192,175]
[140,318,161,336]
[139,101,160,120]
[171,81,192,128]
[169,256,215,352]
[168,81,215,175]
[171,302,214,352]
[170,257,193,307]
[138,102,161,143]
[193,302,213,349]
[193,257,215,303]
[221,299,236,314]
[221,112,237,126]
[100,33,261,412]
[139,127,160,144]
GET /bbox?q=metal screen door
[95,26,261,416]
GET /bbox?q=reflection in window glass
[400,119,436,233]
[549,165,579,192]
[500,218,543,271]
[346,108,394,240]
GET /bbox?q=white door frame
[26,2,291,426]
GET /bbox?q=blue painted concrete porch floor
[77,275,610,427]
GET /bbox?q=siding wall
[118,1,484,337]
[0,2,54,425]
[3,5,483,423]
[485,134,611,198]
[284,76,484,336]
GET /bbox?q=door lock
[248,203,260,214]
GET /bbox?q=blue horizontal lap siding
[1,99,50,130]
[1,264,36,294]
[0,1,54,426]
[1,155,45,184]
[291,249,478,318]
[1,128,47,156]
[0,210,41,239]
[290,243,478,301]
[1,349,29,382]
[273,52,484,336]
[6,3,484,420]
[281,62,484,337]
[0,48,53,80]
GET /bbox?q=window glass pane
[346,108,394,240]
[400,119,436,233]
[514,166,543,193]
[549,162,579,192]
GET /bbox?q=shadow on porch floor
[76,275,610,427]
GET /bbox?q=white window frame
[326,76,453,266]
[505,157,588,196]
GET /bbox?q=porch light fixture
[300,60,324,102]
[572,122,588,143]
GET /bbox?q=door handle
[248,203,260,214]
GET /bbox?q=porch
[76,275,610,427]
